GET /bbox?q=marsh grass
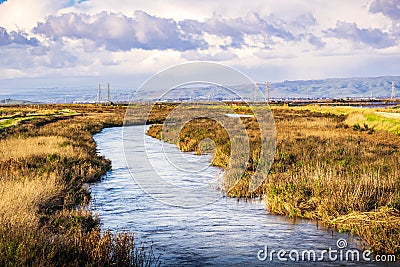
[147,104,400,256]
[330,206,400,254]
[0,104,159,266]
[0,108,78,129]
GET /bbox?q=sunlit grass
[0,108,79,128]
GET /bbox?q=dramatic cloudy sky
[0,0,399,89]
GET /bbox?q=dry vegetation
[0,104,159,266]
[2,102,399,264]
[147,104,400,257]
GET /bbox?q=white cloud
[326,20,397,49]
[34,11,206,51]
[0,0,398,85]
[0,26,39,46]
[0,0,68,31]
[370,0,400,21]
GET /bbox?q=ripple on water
[91,126,395,267]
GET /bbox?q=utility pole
[266,81,270,103]
[106,83,110,103]
[391,81,396,100]
[97,83,101,104]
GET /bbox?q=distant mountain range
[263,76,400,99]
[1,76,399,103]
[137,76,400,101]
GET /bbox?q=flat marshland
[0,103,399,265]
[0,104,159,266]
[148,104,400,257]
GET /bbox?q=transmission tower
[266,81,270,103]
[106,83,110,103]
[97,83,101,104]
[391,81,396,100]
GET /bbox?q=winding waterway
[91,126,393,266]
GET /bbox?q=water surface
[91,126,393,266]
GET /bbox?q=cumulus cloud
[34,11,206,51]
[0,0,398,82]
[0,0,70,31]
[0,43,76,70]
[326,21,396,49]
[369,0,400,20]
[307,35,325,49]
[0,27,38,46]
[34,10,311,52]
[180,12,296,48]
[291,13,317,30]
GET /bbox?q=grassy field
[0,104,159,267]
[148,104,400,257]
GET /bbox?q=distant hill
[263,76,400,99]
[134,76,400,101]
[0,98,40,105]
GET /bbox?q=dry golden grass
[0,174,62,228]
[0,104,159,266]
[0,136,83,160]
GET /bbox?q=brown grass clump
[330,207,400,254]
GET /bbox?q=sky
[0,0,399,89]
